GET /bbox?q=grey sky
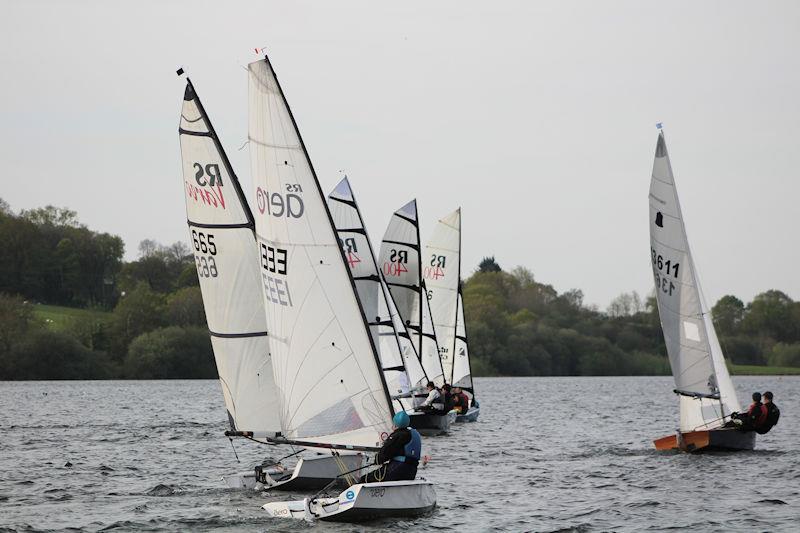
[2,1,798,308]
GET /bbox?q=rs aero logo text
[256,184,305,218]
[186,163,226,209]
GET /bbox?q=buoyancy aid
[756,403,780,434]
[748,402,768,427]
[392,428,421,463]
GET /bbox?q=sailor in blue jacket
[361,411,421,483]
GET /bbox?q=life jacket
[756,403,780,434]
[392,428,421,463]
[748,402,768,427]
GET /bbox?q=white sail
[178,79,280,436]
[248,57,394,448]
[451,291,474,391]
[379,201,445,386]
[648,131,741,432]
[422,208,461,384]
[327,177,427,413]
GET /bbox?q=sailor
[452,386,470,414]
[441,383,454,411]
[756,391,780,434]
[731,392,768,430]
[419,381,444,414]
[361,411,421,483]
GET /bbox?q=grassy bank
[729,363,800,376]
[32,304,111,331]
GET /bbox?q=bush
[124,326,216,379]
[768,343,800,367]
[0,329,113,380]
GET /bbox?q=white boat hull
[263,480,436,522]
[223,453,366,491]
[455,405,480,422]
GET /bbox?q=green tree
[109,282,166,358]
[712,295,745,337]
[1,329,112,380]
[477,256,502,273]
[166,286,206,327]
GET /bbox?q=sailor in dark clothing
[731,392,768,431]
[756,391,780,434]
[452,386,470,414]
[360,411,421,483]
[441,384,454,412]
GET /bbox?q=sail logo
[186,163,226,209]
[339,237,361,269]
[256,184,304,218]
[655,212,664,228]
[383,249,408,277]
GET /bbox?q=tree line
[0,200,798,380]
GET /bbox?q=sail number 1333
[651,247,680,296]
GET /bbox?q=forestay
[379,201,445,386]
[423,209,461,384]
[648,132,740,432]
[327,178,428,411]
[451,291,474,392]
[178,79,280,436]
[248,57,394,448]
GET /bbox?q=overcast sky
[2,1,798,308]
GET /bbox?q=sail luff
[248,56,394,447]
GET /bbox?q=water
[1,377,797,532]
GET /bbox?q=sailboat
[379,201,455,434]
[649,130,754,452]
[247,55,436,520]
[327,177,429,413]
[178,74,368,490]
[423,208,479,422]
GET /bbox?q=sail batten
[178,78,280,435]
[648,132,740,431]
[248,57,393,448]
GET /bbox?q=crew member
[756,391,780,434]
[419,381,444,414]
[732,392,768,430]
[452,386,470,414]
[360,411,421,483]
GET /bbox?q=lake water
[1,377,797,532]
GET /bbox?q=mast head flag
[248,56,394,448]
[177,77,280,436]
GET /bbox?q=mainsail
[423,209,461,384]
[379,201,445,386]
[451,290,474,392]
[648,131,741,432]
[248,57,394,448]
[178,78,280,436]
[327,177,428,412]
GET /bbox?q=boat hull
[262,480,436,522]
[654,428,756,452]
[223,453,366,490]
[410,410,456,435]
[455,406,480,422]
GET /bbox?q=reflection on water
[0,376,797,531]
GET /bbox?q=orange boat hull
[654,428,755,452]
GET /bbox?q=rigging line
[228,437,240,463]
